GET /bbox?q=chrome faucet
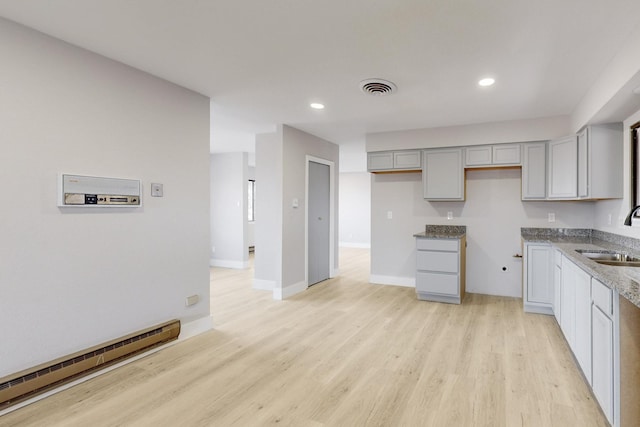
[624,205,640,226]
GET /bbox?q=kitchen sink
[575,249,640,266]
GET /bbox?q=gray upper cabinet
[548,135,578,199]
[465,144,521,168]
[522,142,546,200]
[578,124,623,200]
[548,124,622,200]
[368,150,421,172]
[423,148,464,201]
[465,146,492,166]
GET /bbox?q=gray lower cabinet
[557,255,616,426]
[415,236,466,304]
[592,278,615,424]
[523,243,553,314]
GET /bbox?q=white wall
[594,107,640,236]
[339,172,371,248]
[366,116,571,152]
[0,19,211,377]
[571,24,640,131]
[371,170,595,296]
[340,140,367,172]
[210,152,249,268]
[247,165,256,248]
[254,131,283,291]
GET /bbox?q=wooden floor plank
[1,248,607,426]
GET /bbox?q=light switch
[292,198,299,208]
[387,211,393,219]
[151,183,163,197]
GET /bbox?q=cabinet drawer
[416,238,459,252]
[416,272,459,295]
[592,278,612,316]
[417,251,458,273]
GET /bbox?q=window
[248,180,256,222]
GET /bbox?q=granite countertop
[521,228,640,308]
[414,225,466,239]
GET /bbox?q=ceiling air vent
[359,78,397,96]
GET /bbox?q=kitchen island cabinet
[414,225,466,304]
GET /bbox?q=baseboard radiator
[0,319,180,410]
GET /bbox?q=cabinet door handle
[513,254,523,258]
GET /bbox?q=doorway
[306,157,335,286]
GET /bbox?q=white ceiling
[1,0,640,151]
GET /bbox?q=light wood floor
[2,248,607,426]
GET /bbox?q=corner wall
[281,125,340,294]
[253,125,340,298]
[0,18,211,377]
[594,107,640,237]
[210,152,249,268]
[339,172,371,248]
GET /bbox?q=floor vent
[0,319,180,410]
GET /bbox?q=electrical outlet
[447,211,453,220]
[211,246,216,253]
[608,214,612,225]
[185,294,200,307]
[548,213,556,223]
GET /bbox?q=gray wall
[0,18,211,377]
[254,125,339,298]
[371,170,595,296]
[282,125,340,290]
[339,172,371,248]
[254,131,283,290]
[210,152,248,268]
[367,117,596,296]
[248,165,256,248]
[594,107,640,236]
[366,116,571,152]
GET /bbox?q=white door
[308,161,330,285]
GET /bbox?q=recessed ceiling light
[310,103,325,109]
[478,78,495,87]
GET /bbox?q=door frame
[305,155,336,286]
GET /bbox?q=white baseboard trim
[273,281,308,300]
[369,274,415,288]
[178,315,214,341]
[209,258,249,269]
[339,242,371,249]
[330,268,340,278]
[253,279,275,291]
[0,316,214,417]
